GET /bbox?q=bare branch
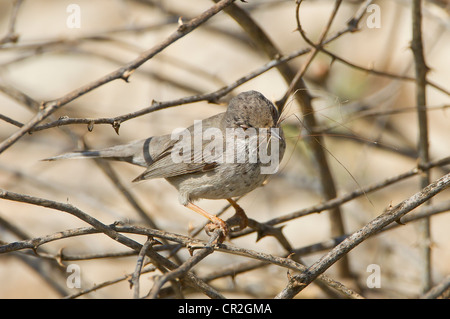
[276,172,450,299]
[412,0,432,293]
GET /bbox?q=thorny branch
[275,172,450,299]
[411,0,432,293]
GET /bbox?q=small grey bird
[45,91,285,242]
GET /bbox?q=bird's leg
[226,198,248,231]
[185,202,228,241]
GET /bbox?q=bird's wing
[132,142,219,182]
[132,113,225,181]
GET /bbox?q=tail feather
[43,138,155,167]
[43,150,108,161]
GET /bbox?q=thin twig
[420,275,450,299]
[147,230,220,299]
[0,0,23,45]
[65,265,156,299]
[411,0,432,293]
[130,237,155,299]
[291,0,351,278]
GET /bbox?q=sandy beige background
[0,0,449,298]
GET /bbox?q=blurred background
[0,0,449,298]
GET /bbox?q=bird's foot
[204,217,229,243]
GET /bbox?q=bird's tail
[43,138,152,167]
[44,150,108,161]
